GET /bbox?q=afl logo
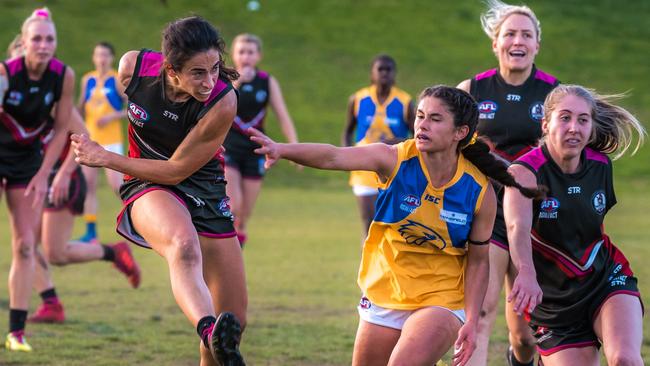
[400,194,421,213]
[540,197,560,212]
[529,102,544,122]
[359,297,371,310]
[592,190,606,214]
[478,100,499,113]
[128,102,149,122]
[255,90,268,103]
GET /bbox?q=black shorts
[44,164,86,215]
[224,149,266,179]
[0,153,43,188]
[490,189,510,250]
[530,257,642,356]
[116,179,236,249]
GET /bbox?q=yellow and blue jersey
[357,139,489,310]
[82,69,124,146]
[350,85,411,188]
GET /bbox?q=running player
[28,109,140,324]
[1,8,75,352]
[505,85,645,366]
[72,16,246,366]
[251,85,545,366]
[343,55,414,243]
[457,1,559,364]
[224,33,298,246]
[77,41,127,243]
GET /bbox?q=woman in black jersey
[457,1,558,364]
[224,33,299,246]
[506,85,645,365]
[0,8,75,352]
[72,17,245,366]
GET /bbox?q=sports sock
[510,351,534,366]
[197,315,217,348]
[84,214,97,238]
[40,288,59,304]
[9,309,28,333]
[101,244,116,261]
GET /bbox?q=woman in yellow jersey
[343,55,414,243]
[252,85,544,366]
[77,42,126,243]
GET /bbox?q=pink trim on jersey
[138,52,163,77]
[203,79,228,106]
[537,341,599,356]
[475,68,497,81]
[49,58,64,75]
[6,57,23,76]
[257,70,269,79]
[0,112,47,145]
[585,148,609,164]
[534,69,557,85]
[198,231,237,239]
[517,147,547,172]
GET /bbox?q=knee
[169,237,202,266]
[607,351,642,366]
[509,330,536,349]
[45,250,68,266]
[12,238,35,260]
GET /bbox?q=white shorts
[357,296,466,330]
[102,143,124,155]
[352,185,379,197]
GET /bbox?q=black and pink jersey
[224,70,270,154]
[513,145,635,327]
[470,66,559,162]
[0,56,66,158]
[123,49,234,194]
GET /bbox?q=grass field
[0,0,649,364]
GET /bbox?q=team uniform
[349,85,411,196]
[357,140,489,329]
[116,49,236,248]
[0,56,66,187]
[469,66,559,250]
[223,70,269,179]
[81,69,125,155]
[43,136,87,215]
[513,145,641,355]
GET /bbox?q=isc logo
[424,194,440,204]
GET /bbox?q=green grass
[0,0,649,364]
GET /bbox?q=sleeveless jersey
[123,49,234,195]
[223,70,270,154]
[0,56,66,158]
[350,85,412,188]
[513,145,629,326]
[81,69,124,146]
[358,140,489,310]
[470,65,559,162]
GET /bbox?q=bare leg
[225,167,243,231]
[541,346,599,366]
[104,167,123,195]
[352,320,400,366]
[505,261,537,364]
[238,178,263,234]
[81,165,99,217]
[594,294,643,366]
[41,210,104,265]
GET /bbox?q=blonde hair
[6,34,23,59]
[480,0,541,41]
[543,85,646,159]
[21,7,55,37]
[231,33,262,53]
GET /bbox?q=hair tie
[34,8,50,19]
[463,132,478,148]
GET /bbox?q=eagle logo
[398,220,447,250]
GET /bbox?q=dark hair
[161,16,238,81]
[371,54,396,70]
[95,41,115,56]
[418,85,546,199]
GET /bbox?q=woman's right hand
[71,134,109,168]
[508,268,543,316]
[248,128,281,169]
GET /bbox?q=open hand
[71,134,108,168]
[248,128,282,169]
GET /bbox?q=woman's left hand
[452,320,477,366]
[71,134,109,168]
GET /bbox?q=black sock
[9,309,28,333]
[510,351,534,366]
[40,288,58,303]
[197,315,217,348]
[101,244,116,261]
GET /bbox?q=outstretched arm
[250,128,396,179]
[453,183,495,366]
[504,164,543,315]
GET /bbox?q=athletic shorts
[44,164,86,215]
[357,296,466,330]
[116,179,236,249]
[531,263,642,356]
[102,142,124,155]
[0,153,43,188]
[489,196,509,250]
[224,149,265,179]
[352,185,379,197]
